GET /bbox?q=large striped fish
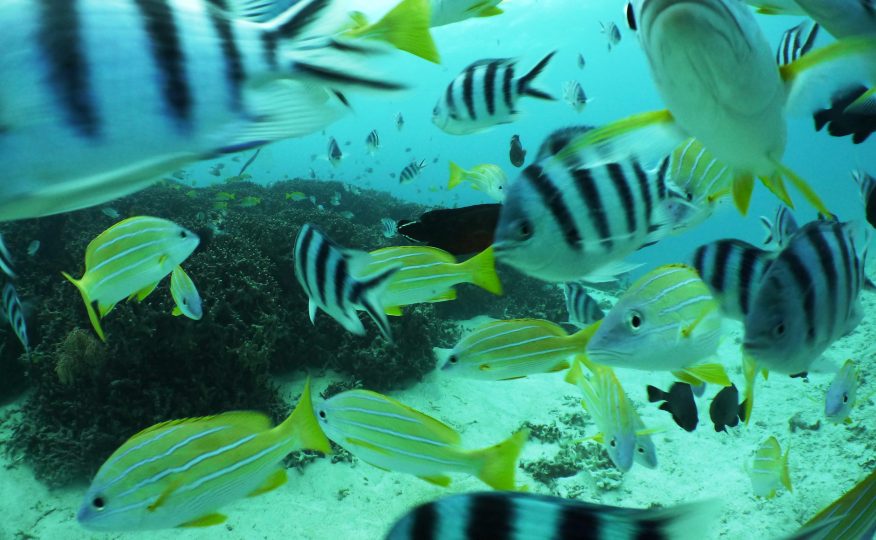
[432,52,556,135]
[293,223,398,340]
[691,238,774,322]
[62,216,199,341]
[315,389,528,490]
[77,379,331,531]
[0,0,430,222]
[743,219,872,376]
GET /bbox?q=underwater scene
[2,0,876,538]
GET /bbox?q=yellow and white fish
[447,162,507,201]
[62,217,199,341]
[77,379,330,531]
[315,389,528,489]
[586,264,731,387]
[356,246,502,315]
[170,266,202,321]
[747,436,792,499]
[438,318,599,381]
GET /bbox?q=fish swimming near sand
[825,359,859,424]
[692,239,775,322]
[747,436,792,499]
[709,384,745,432]
[647,382,698,432]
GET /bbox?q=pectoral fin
[179,513,227,528]
[418,475,452,487]
[248,469,287,498]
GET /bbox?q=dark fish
[647,382,698,432]
[853,170,876,229]
[398,204,501,256]
[709,384,745,432]
[691,239,774,321]
[814,84,876,144]
[509,134,526,167]
[238,148,261,177]
[385,491,715,540]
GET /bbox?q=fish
[339,211,355,220]
[585,264,729,385]
[213,192,236,202]
[709,384,745,432]
[213,201,229,211]
[328,137,344,166]
[562,282,605,328]
[494,126,686,283]
[293,224,399,340]
[330,192,342,206]
[428,0,504,28]
[385,492,717,540]
[3,283,29,353]
[432,52,556,135]
[314,389,528,489]
[207,166,222,177]
[747,436,792,499]
[853,170,876,229]
[439,318,598,381]
[77,379,330,531]
[601,21,622,51]
[447,162,507,201]
[577,52,587,69]
[396,112,405,131]
[380,218,398,238]
[533,126,593,162]
[776,20,820,66]
[399,160,426,184]
[0,234,15,278]
[509,134,526,168]
[102,207,120,219]
[398,204,501,255]
[813,83,876,144]
[562,81,590,112]
[366,129,380,155]
[237,196,261,208]
[647,383,699,432]
[285,192,308,202]
[795,466,876,540]
[565,360,641,472]
[26,240,40,258]
[665,139,734,231]
[691,239,774,321]
[357,246,502,315]
[745,0,876,40]
[825,359,858,424]
[759,205,799,248]
[343,0,441,63]
[62,217,199,341]
[742,219,871,376]
[0,0,427,222]
[238,149,261,177]
[170,266,202,321]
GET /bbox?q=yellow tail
[281,378,332,455]
[447,161,465,190]
[567,320,603,351]
[461,247,503,295]
[61,271,106,342]
[350,0,440,64]
[742,355,758,424]
[781,444,793,493]
[472,429,529,490]
[679,363,732,387]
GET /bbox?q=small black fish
[814,84,876,144]
[709,384,745,432]
[647,383,698,432]
[509,134,526,167]
[397,204,501,255]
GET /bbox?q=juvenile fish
[399,160,426,184]
[562,81,590,112]
[747,436,792,499]
[447,162,507,201]
[509,135,526,168]
[170,266,202,321]
[601,21,622,51]
[709,384,745,432]
[825,359,858,424]
[3,283,28,353]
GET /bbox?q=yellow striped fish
[747,436,792,499]
[315,389,528,490]
[667,139,733,230]
[797,467,876,539]
[586,264,730,386]
[438,318,599,380]
[357,246,502,315]
[62,217,199,341]
[170,266,203,321]
[77,379,330,531]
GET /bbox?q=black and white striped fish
[385,491,716,540]
[776,20,820,66]
[743,219,872,375]
[853,169,876,229]
[691,238,774,321]
[493,126,684,283]
[432,52,556,135]
[328,137,343,166]
[563,282,605,327]
[293,224,399,340]
[3,283,28,353]
[380,217,398,238]
[759,205,799,248]
[399,160,426,184]
[366,129,380,155]
[0,235,15,279]
[0,0,422,222]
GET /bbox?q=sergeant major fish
[562,282,605,328]
[759,205,799,248]
[327,137,343,166]
[399,160,426,184]
[170,266,202,321]
[2,282,28,353]
[562,81,590,113]
[380,217,398,238]
[601,21,622,51]
[853,170,876,229]
[0,235,14,278]
[692,239,774,322]
[365,129,380,155]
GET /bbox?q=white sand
[1,290,874,540]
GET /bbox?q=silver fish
[399,160,426,184]
[562,282,605,327]
[825,359,858,423]
[380,218,398,238]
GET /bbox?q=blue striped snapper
[759,205,799,249]
[562,282,605,328]
[62,217,199,341]
[0,0,430,222]
[429,0,504,28]
[692,238,775,322]
[356,245,501,315]
[796,467,876,540]
[747,436,792,499]
[586,264,731,387]
[438,318,599,381]
[78,379,331,531]
[825,359,859,424]
[293,224,398,340]
[432,53,556,135]
[3,282,29,353]
[315,389,528,490]
[170,265,202,321]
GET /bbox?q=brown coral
[54,328,107,386]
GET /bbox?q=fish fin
[732,173,755,215]
[759,216,774,245]
[172,307,183,317]
[563,358,586,385]
[478,6,503,17]
[742,355,758,425]
[61,272,106,342]
[279,377,332,454]
[426,289,457,304]
[781,446,793,493]
[773,162,831,216]
[646,385,667,403]
[345,0,440,63]
[568,320,602,350]
[148,480,181,512]
[248,468,288,497]
[448,161,465,189]
[346,436,393,456]
[461,247,503,295]
[133,281,159,303]
[581,260,643,283]
[384,305,403,316]
[672,370,702,387]
[681,304,716,338]
[472,429,529,490]
[308,299,318,324]
[179,513,227,528]
[547,360,571,373]
[418,475,452,487]
[516,51,557,101]
[681,364,732,387]
[847,86,876,114]
[360,268,399,342]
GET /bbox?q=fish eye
[625,2,637,31]
[609,438,617,448]
[179,230,188,238]
[773,322,785,337]
[627,310,643,330]
[91,496,107,511]
[637,446,644,454]
[318,410,327,419]
[182,299,188,306]
[448,355,458,364]
[843,393,849,404]
[513,219,534,241]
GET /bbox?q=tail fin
[680,363,732,387]
[622,500,721,540]
[646,385,668,403]
[358,265,402,341]
[345,0,440,63]
[516,51,557,101]
[760,216,775,245]
[781,443,793,493]
[567,320,602,351]
[62,271,106,342]
[742,355,758,424]
[448,161,465,189]
[472,429,529,490]
[280,377,332,454]
[461,247,503,295]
